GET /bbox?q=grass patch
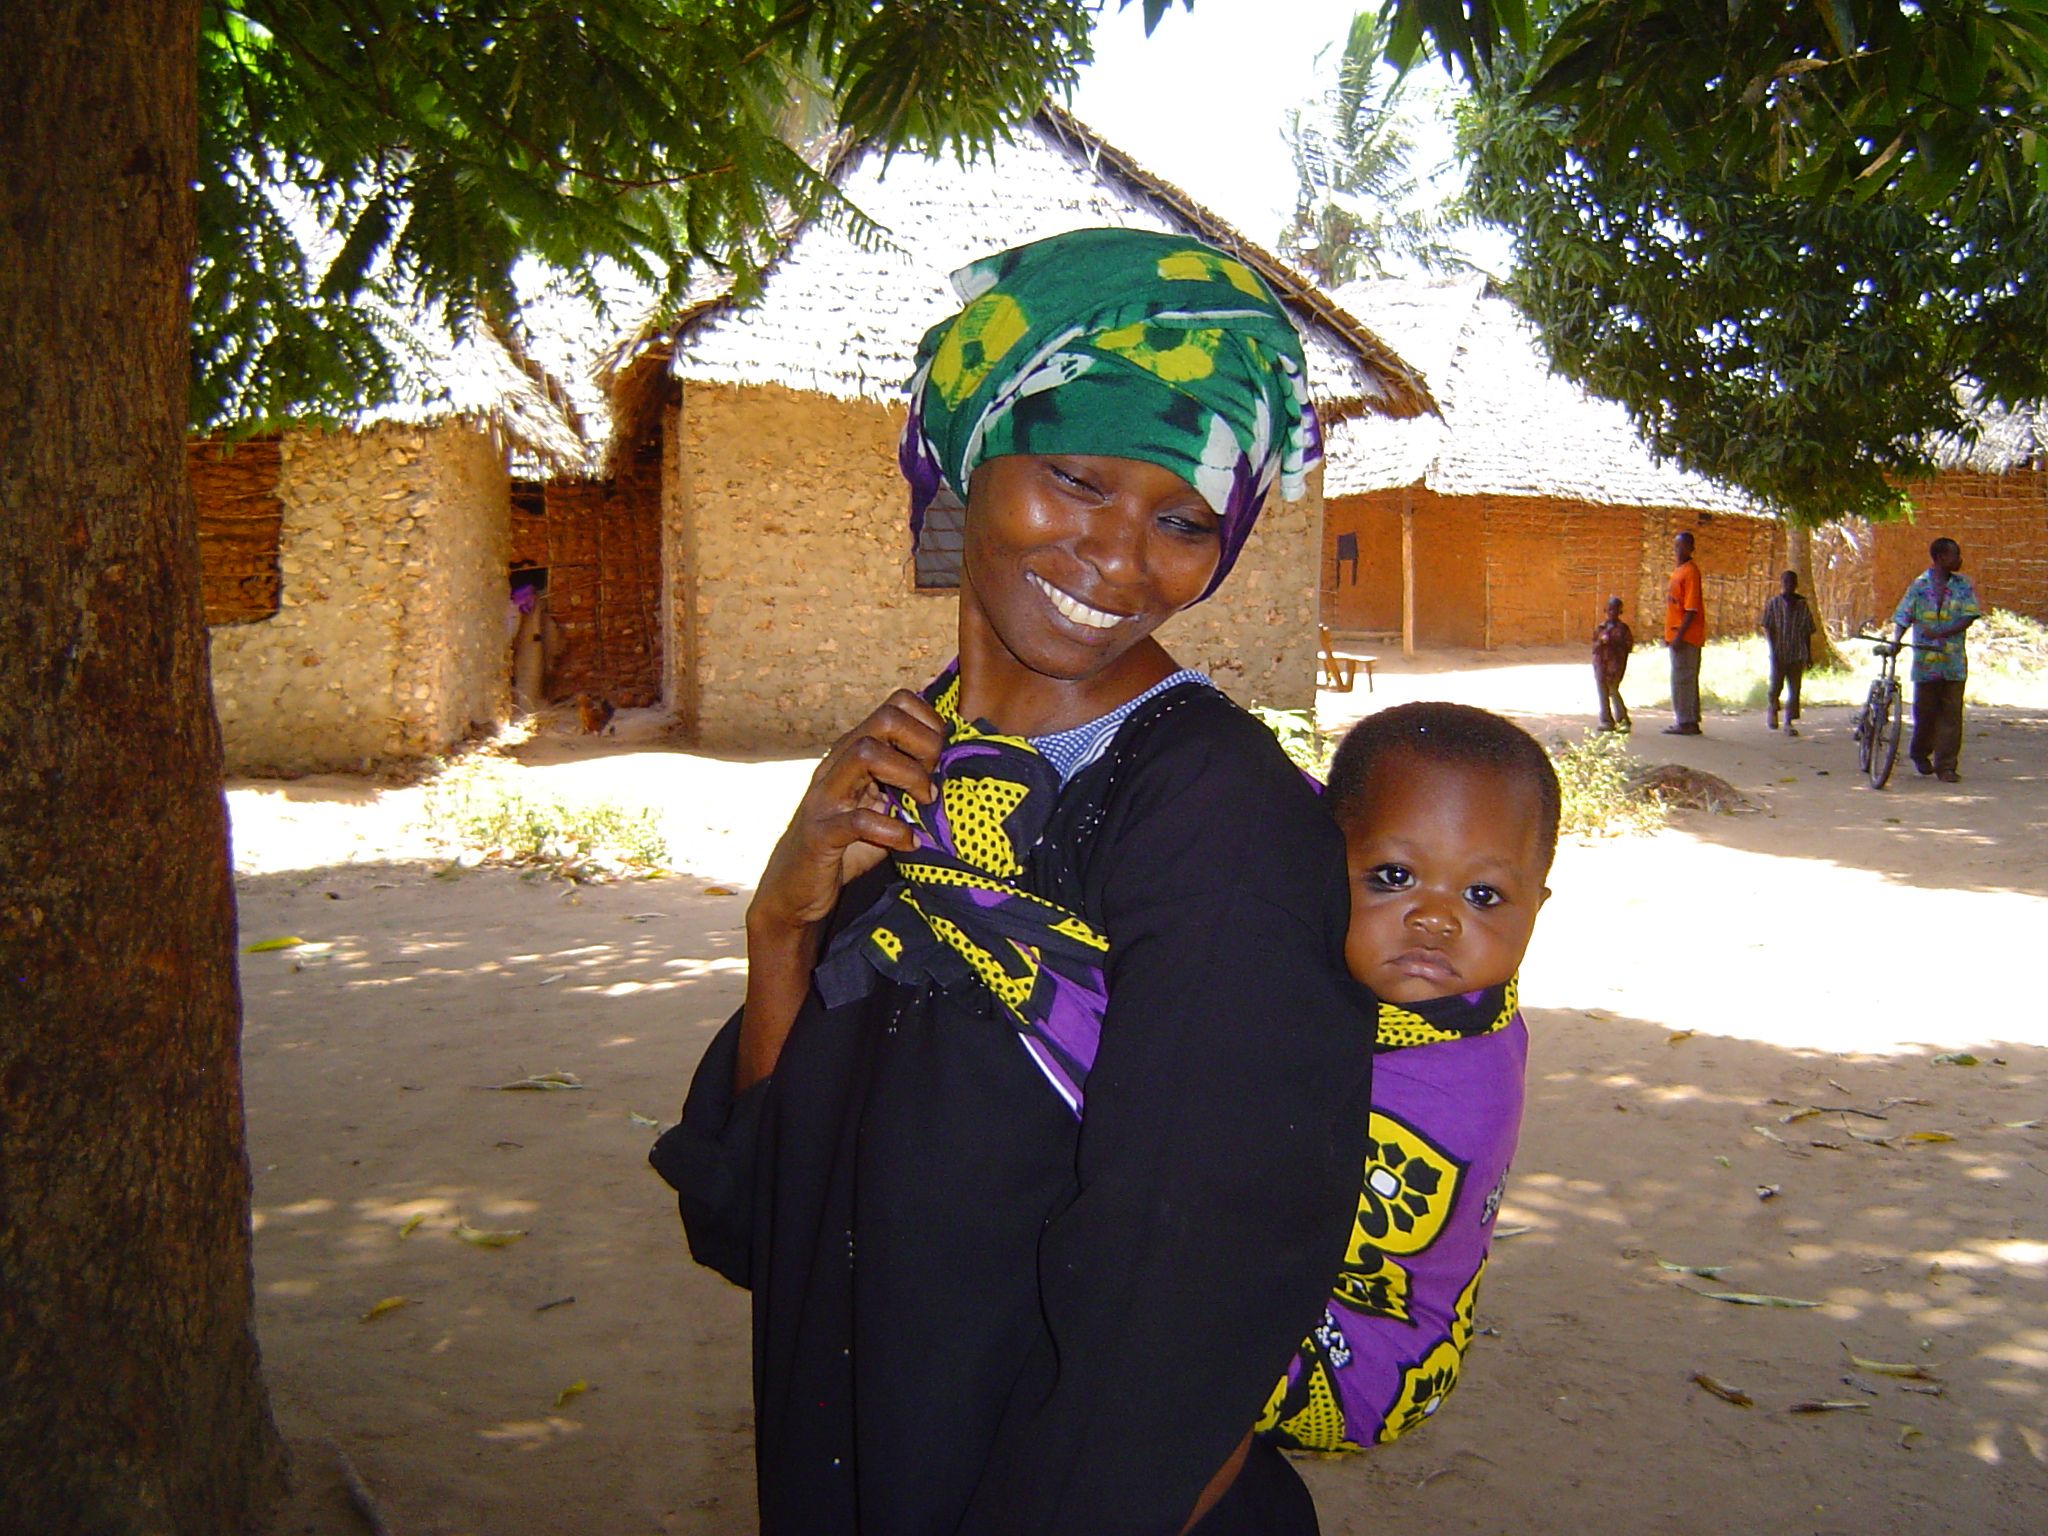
[1547,730,1666,839]
[423,766,669,882]
[1624,611,2048,714]
[1251,704,1336,778]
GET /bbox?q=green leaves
[194,2,1102,432]
[1390,0,2048,206]
[1462,53,2048,525]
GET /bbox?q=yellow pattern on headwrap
[1156,248,1265,298]
[929,291,1031,409]
[1092,322,1224,383]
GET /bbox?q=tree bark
[0,2,283,1530]
[1784,522,1846,671]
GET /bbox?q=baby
[1258,701,1557,1451]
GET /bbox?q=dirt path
[248,664,2048,1535]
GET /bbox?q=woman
[653,229,1374,1534]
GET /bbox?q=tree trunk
[1784,521,1846,671]
[0,3,283,1530]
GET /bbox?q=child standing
[1258,701,1556,1451]
[1759,570,1817,736]
[1590,596,1633,732]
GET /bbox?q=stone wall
[673,383,1323,750]
[206,422,511,774]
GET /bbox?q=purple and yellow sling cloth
[815,669,1527,1450]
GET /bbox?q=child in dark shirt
[1591,595,1634,732]
[1258,701,1557,1450]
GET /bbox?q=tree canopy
[1371,1,2048,524]
[1465,83,2048,524]
[195,0,1111,433]
[1382,0,2048,206]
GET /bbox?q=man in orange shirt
[1663,531,1705,735]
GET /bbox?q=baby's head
[1325,703,1559,1004]
[1604,595,1624,620]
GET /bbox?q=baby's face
[1341,753,1550,1005]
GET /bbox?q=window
[914,491,966,591]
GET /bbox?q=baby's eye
[1365,863,1413,891]
[1463,884,1504,909]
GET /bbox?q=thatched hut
[1320,277,1784,653]
[600,106,1430,749]
[194,314,589,775]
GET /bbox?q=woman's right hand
[736,690,947,1092]
[749,690,947,933]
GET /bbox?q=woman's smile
[1026,571,1127,632]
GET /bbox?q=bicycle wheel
[1855,684,1881,775]
[1869,680,1904,789]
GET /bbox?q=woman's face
[959,454,1222,683]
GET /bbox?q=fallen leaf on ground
[537,972,567,986]
[628,1111,661,1128]
[1658,1261,1730,1278]
[702,885,739,897]
[1755,1184,1781,1200]
[492,1071,584,1091]
[1789,1400,1869,1413]
[1752,1125,1791,1145]
[535,1296,575,1313]
[1690,1372,1752,1406]
[1902,1131,1955,1144]
[1714,1155,1731,1167]
[1931,1053,1979,1067]
[554,1380,589,1409]
[1689,1288,1819,1308]
[1846,1128,1896,1147]
[1492,1225,1533,1238]
[2001,1118,2043,1129]
[243,936,307,953]
[454,1222,527,1248]
[1666,1030,1695,1046]
[1778,1107,1822,1124]
[1880,1097,1931,1108]
[398,1213,425,1239]
[1842,1348,1937,1380]
[1841,1375,1881,1395]
[1897,1424,1923,1448]
[360,1296,414,1322]
[1901,1383,1945,1396]
[1583,1008,1615,1021]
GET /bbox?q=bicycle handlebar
[1853,632,1941,652]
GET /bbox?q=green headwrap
[900,228,1323,601]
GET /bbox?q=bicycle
[1850,634,1937,789]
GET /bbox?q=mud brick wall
[205,422,511,774]
[1323,490,1783,650]
[190,437,284,624]
[534,445,662,708]
[673,382,1322,750]
[1865,470,2048,627]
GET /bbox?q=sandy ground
[246,655,2048,1536]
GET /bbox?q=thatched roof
[343,309,589,474]
[1929,399,2048,473]
[1322,276,1766,517]
[613,106,1430,467]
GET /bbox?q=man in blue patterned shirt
[1888,538,1983,782]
